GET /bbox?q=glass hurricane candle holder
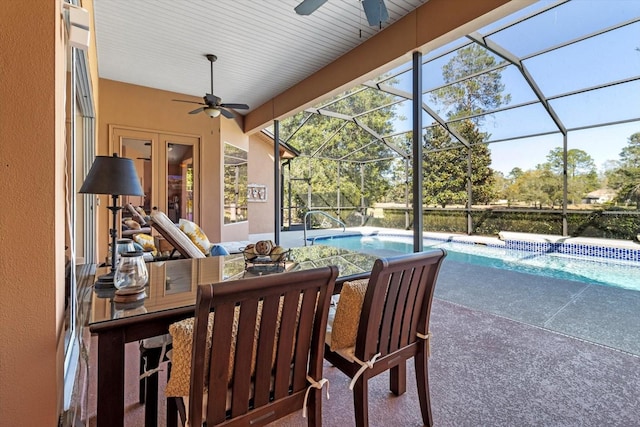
[114,251,148,302]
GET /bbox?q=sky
[481,0,640,175]
[489,121,640,176]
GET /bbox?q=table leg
[144,347,161,427]
[96,330,126,427]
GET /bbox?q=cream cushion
[165,312,222,397]
[166,297,298,398]
[326,279,368,354]
[179,218,211,255]
[150,210,205,259]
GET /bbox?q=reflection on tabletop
[90,245,378,324]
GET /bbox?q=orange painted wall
[248,133,278,234]
[0,1,66,425]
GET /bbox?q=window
[224,142,248,224]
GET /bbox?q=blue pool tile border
[502,240,640,262]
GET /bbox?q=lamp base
[95,271,116,289]
[114,287,146,303]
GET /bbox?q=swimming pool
[311,233,640,292]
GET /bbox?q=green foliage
[503,147,600,208]
[607,132,640,208]
[423,120,495,207]
[279,85,400,215]
[371,208,639,240]
[566,208,640,239]
[422,44,506,208]
[431,44,511,122]
[542,147,599,205]
[472,210,563,235]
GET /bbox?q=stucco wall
[248,133,277,234]
[0,1,66,425]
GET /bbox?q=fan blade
[362,0,389,26]
[189,107,205,114]
[295,0,327,15]
[220,108,235,119]
[172,99,205,105]
[220,103,249,110]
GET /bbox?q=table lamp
[79,153,144,288]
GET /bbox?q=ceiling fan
[172,54,249,119]
[295,0,389,26]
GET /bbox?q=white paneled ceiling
[92,0,428,114]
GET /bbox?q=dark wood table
[88,245,378,427]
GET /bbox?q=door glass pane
[121,138,152,213]
[224,143,248,224]
[167,143,194,223]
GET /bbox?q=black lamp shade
[79,154,144,196]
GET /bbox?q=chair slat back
[355,249,446,362]
[189,266,337,426]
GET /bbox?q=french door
[111,126,200,225]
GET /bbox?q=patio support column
[412,51,423,252]
[467,147,473,235]
[286,160,292,229]
[405,158,410,230]
[360,163,365,226]
[274,119,281,245]
[562,132,568,236]
[337,161,341,218]
[307,159,312,211]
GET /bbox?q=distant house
[583,188,617,204]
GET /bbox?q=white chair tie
[416,331,432,358]
[348,352,381,390]
[139,340,169,380]
[303,375,330,418]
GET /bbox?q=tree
[279,87,399,218]
[492,170,509,202]
[608,132,640,208]
[423,44,509,207]
[509,167,524,180]
[423,120,496,207]
[433,44,511,122]
[511,169,550,208]
[545,147,597,178]
[544,147,599,205]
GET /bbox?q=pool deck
[250,227,640,357]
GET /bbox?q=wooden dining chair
[324,249,447,427]
[167,265,338,427]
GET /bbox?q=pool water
[312,234,640,292]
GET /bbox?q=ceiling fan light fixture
[204,107,221,118]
